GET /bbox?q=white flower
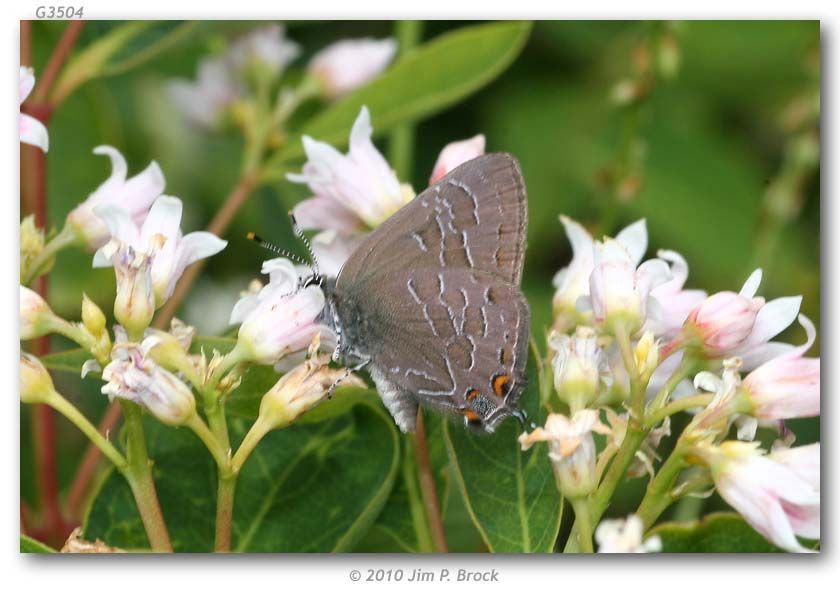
[310,229,367,279]
[101,334,196,426]
[552,216,647,325]
[742,315,819,421]
[20,285,57,340]
[548,327,606,410]
[429,134,485,184]
[93,195,227,307]
[595,515,662,553]
[646,250,706,338]
[584,237,671,334]
[19,67,48,152]
[228,25,301,77]
[685,269,802,368]
[289,106,413,231]
[308,38,397,99]
[168,56,241,128]
[519,410,609,497]
[229,258,335,365]
[66,146,165,250]
[694,441,819,553]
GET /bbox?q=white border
[1,2,834,599]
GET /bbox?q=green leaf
[39,348,91,375]
[51,21,199,105]
[83,391,400,552]
[20,534,56,553]
[444,345,562,553]
[267,21,532,168]
[651,512,783,553]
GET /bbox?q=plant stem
[412,409,448,552]
[119,401,172,552]
[401,438,434,553]
[569,497,595,553]
[44,391,126,469]
[231,416,272,474]
[214,474,237,552]
[186,413,229,471]
[644,393,712,428]
[388,20,424,182]
[635,447,688,529]
[30,20,86,105]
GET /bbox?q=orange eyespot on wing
[462,408,481,423]
[492,373,511,397]
[466,388,479,401]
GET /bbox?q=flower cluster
[521,216,819,553]
[168,25,397,129]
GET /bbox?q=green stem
[43,390,126,469]
[644,393,712,428]
[402,438,434,553]
[388,20,424,181]
[569,497,595,553]
[22,224,77,285]
[120,400,172,552]
[186,413,229,471]
[613,321,644,418]
[49,317,97,353]
[636,447,688,529]
[231,416,273,474]
[214,474,237,552]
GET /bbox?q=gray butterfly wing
[336,153,527,290]
[333,153,529,432]
[346,268,530,432]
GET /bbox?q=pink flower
[93,195,227,307]
[308,38,397,99]
[229,258,335,365]
[552,216,647,322]
[684,270,802,367]
[19,67,48,152]
[19,285,56,340]
[646,250,706,338]
[67,146,166,251]
[695,441,819,553]
[168,56,241,128]
[596,515,662,553]
[742,315,819,421]
[429,134,486,184]
[585,238,671,334]
[102,331,196,426]
[289,106,413,276]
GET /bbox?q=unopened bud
[20,353,55,404]
[81,294,107,338]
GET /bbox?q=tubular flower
[20,285,58,340]
[548,327,606,411]
[429,134,486,184]
[645,250,706,338]
[66,146,165,251]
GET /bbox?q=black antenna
[288,211,321,278]
[246,232,309,265]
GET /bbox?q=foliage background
[22,20,820,551]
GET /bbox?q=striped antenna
[246,231,309,266]
[288,211,321,278]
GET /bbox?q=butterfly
[319,153,530,433]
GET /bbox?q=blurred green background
[23,20,820,535]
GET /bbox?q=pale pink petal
[292,196,363,233]
[178,231,228,265]
[19,66,35,103]
[429,134,486,184]
[615,219,647,265]
[739,296,802,350]
[19,114,49,152]
[739,269,763,298]
[140,195,182,246]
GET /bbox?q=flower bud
[81,293,107,338]
[141,319,195,375]
[101,344,196,426]
[20,353,55,404]
[258,334,361,429]
[685,291,765,356]
[20,285,57,340]
[307,38,397,99]
[633,330,660,382]
[20,215,47,278]
[101,241,156,339]
[429,134,486,184]
[596,514,662,553]
[519,410,608,498]
[548,327,603,411]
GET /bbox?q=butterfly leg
[327,358,370,399]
